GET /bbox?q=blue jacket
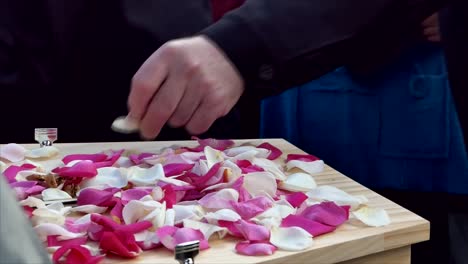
[261,44,468,194]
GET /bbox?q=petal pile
[2,139,391,262]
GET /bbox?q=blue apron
[260,44,468,194]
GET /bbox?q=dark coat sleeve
[202,0,449,98]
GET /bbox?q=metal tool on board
[175,240,200,264]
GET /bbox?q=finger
[128,51,169,121]
[422,13,439,27]
[185,99,220,136]
[423,26,440,37]
[139,73,186,139]
[427,34,441,42]
[167,76,205,128]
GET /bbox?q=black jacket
[0,0,447,143]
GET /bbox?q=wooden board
[12,139,429,263]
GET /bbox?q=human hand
[127,36,244,139]
[422,13,441,42]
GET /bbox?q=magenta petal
[235,241,277,256]
[110,199,124,222]
[10,180,37,188]
[231,176,252,203]
[3,164,36,183]
[257,143,283,160]
[65,218,92,234]
[281,214,336,237]
[156,226,178,250]
[163,163,195,177]
[77,188,115,206]
[62,153,108,165]
[236,160,252,168]
[192,163,222,187]
[173,228,209,250]
[11,181,44,200]
[161,185,177,209]
[285,192,308,208]
[300,202,350,227]
[235,220,270,242]
[94,150,124,168]
[230,197,273,220]
[121,189,150,205]
[54,160,98,178]
[286,154,320,162]
[47,236,88,247]
[218,220,243,238]
[25,185,46,196]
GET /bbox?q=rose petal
[77,188,117,206]
[3,163,36,183]
[252,158,286,181]
[284,192,308,208]
[224,146,257,157]
[192,137,234,151]
[230,196,273,220]
[270,226,313,251]
[205,209,242,223]
[130,153,156,165]
[198,188,239,209]
[235,220,270,241]
[257,143,283,160]
[47,236,88,247]
[42,188,73,201]
[25,146,59,159]
[352,206,391,227]
[157,226,209,251]
[35,223,85,242]
[99,230,141,258]
[204,146,225,169]
[235,241,277,256]
[121,189,151,205]
[122,199,166,229]
[53,160,98,178]
[53,245,103,264]
[279,172,317,192]
[217,220,243,237]
[65,214,92,233]
[81,167,128,189]
[163,163,195,177]
[286,160,325,175]
[300,202,350,227]
[306,185,367,210]
[173,205,205,224]
[183,219,228,240]
[111,115,140,134]
[281,214,336,236]
[127,164,164,186]
[0,143,26,162]
[286,154,320,162]
[243,172,277,198]
[20,196,46,208]
[62,154,108,165]
[71,205,108,214]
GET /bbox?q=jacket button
[259,64,274,81]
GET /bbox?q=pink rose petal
[156,226,209,251]
[230,196,273,220]
[235,241,277,256]
[300,202,350,227]
[231,176,252,202]
[163,163,195,177]
[77,188,117,206]
[110,198,124,223]
[62,154,108,165]
[94,150,124,168]
[285,192,308,208]
[217,220,243,238]
[286,154,319,162]
[53,245,103,264]
[161,185,177,209]
[53,160,98,178]
[281,214,336,237]
[121,189,151,205]
[99,230,141,258]
[257,143,283,160]
[235,220,270,242]
[11,181,45,200]
[3,164,36,183]
[47,236,88,247]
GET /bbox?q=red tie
[210,0,246,21]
